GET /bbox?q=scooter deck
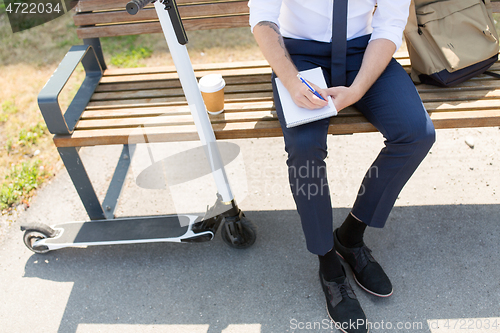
[45,215,197,245]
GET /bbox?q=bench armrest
[38,45,102,135]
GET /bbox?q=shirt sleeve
[369,0,411,51]
[248,0,283,33]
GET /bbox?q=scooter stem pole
[154,0,234,202]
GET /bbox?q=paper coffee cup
[199,74,225,115]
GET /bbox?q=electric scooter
[20,0,256,254]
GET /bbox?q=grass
[0,160,49,210]
[0,7,261,214]
[17,122,47,147]
[110,45,153,68]
[0,98,18,122]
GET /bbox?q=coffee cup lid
[198,74,226,93]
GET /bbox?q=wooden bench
[39,0,500,220]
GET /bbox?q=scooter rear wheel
[21,222,56,254]
[23,230,50,254]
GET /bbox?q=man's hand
[324,86,363,111]
[324,38,396,111]
[290,79,329,110]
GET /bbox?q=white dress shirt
[248,0,410,51]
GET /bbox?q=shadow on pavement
[22,204,500,333]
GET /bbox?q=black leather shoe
[319,270,369,333]
[334,229,393,297]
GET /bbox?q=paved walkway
[1,127,499,332]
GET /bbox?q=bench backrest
[74,0,250,40]
[74,0,500,40]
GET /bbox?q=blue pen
[297,73,326,101]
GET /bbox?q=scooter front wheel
[221,215,257,249]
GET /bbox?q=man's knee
[285,130,328,163]
[389,113,435,152]
[412,118,436,153]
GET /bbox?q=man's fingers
[309,83,329,100]
[300,92,327,109]
[291,81,328,109]
[302,87,328,108]
[307,91,328,107]
[296,94,317,109]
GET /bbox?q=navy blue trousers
[273,35,436,255]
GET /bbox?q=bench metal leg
[57,147,106,220]
[83,38,107,70]
[102,144,136,219]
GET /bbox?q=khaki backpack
[404,0,499,87]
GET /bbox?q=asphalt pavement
[1,127,499,333]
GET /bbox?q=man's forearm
[253,21,299,90]
[325,38,396,111]
[253,21,328,109]
[349,38,396,100]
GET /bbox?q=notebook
[275,67,337,128]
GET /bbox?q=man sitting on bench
[249,0,435,331]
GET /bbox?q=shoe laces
[354,245,375,271]
[331,281,356,301]
[340,283,354,298]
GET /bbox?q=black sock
[337,212,367,248]
[318,247,344,281]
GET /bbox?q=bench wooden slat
[430,109,500,128]
[74,2,250,26]
[76,111,275,130]
[74,0,500,14]
[81,101,276,119]
[102,60,270,76]
[94,74,271,92]
[87,93,274,108]
[425,99,500,111]
[98,67,272,84]
[75,0,232,12]
[90,83,272,101]
[82,105,193,119]
[419,88,500,102]
[76,15,250,39]
[95,77,500,95]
